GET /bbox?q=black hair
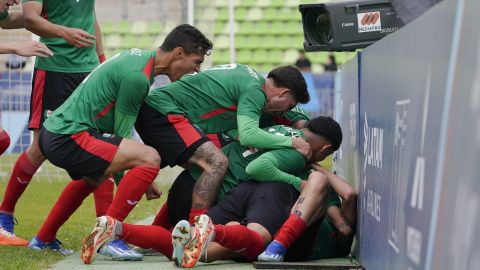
[307,116,343,151]
[267,65,309,104]
[160,24,213,56]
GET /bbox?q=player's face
[264,91,297,113]
[169,51,204,82]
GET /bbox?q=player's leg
[0,125,10,156]
[79,135,160,262]
[186,141,228,222]
[182,181,269,267]
[135,106,228,223]
[259,171,329,262]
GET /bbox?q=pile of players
[0,0,357,268]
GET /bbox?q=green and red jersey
[22,0,99,72]
[145,64,294,150]
[190,125,308,199]
[44,49,156,138]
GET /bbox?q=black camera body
[300,0,404,51]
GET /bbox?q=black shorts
[135,103,209,167]
[208,181,299,236]
[29,68,89,130]
[39,128,122,181]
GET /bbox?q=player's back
[44,49,156,135]
[146,64,266,133]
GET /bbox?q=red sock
[106,166,159,221]
[0,130,10,155]
[93,177,114,217]
[273,214,307,249]
[122,223,173,259]
[213,224,265,261]
[189,208,208,224]
[37,180,96,242]
[0,152,39,213]
[152,202,171,229]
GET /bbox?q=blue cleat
[100,239,143,261]
[0,212,16,234]
[28,236,74,256]
[257,240,287,262]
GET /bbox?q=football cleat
[100,239,143,261]
[81,216,117,264]
[171,220,191,267]
[28,236,73,255]
[257,240,287,262]
[181,214,215,268]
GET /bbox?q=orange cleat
[181,214,215,268]
[81,216,117,264]
[0,227,28,246]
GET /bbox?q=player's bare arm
[23,1,95,48]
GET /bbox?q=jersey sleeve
[237,115,292,149]
[114,71,149,138]
[245,148,306,191]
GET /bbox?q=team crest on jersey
[130,48,142,56]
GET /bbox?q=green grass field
[0,154,333,270]
[0,155,182,270]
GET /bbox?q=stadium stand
[97,0,355,73]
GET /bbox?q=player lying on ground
[19,25,212,261]
[152,105,310,230]
[257,162,357,262]
[134,64,310,228]
[81,116,339,267]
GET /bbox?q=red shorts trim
[71,131,119,162]
[29,69,46,129]
[167,115,203,148]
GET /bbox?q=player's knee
[139,145,161,168]
[194,143,229,172]
[26,142,46,165]
[308,171,329,195]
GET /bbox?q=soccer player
[0,0,52,170]
[81,116,339,267]
[258,162,357,262]
[134,64,311,227]
[151,105,311,230]
[28,25,211,261]
[0,0,110,249]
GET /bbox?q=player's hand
[292,137,312,160]
[145,182,162,200]
[60,27,95,48]
[15,41,53,57]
